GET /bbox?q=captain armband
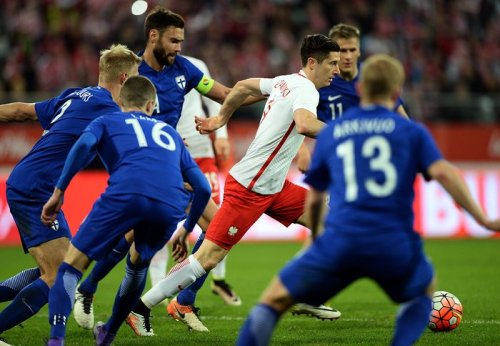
[195,75,215,95]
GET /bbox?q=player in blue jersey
[0,44,141,338]
[73,7,254,334]
[318,23,408,123]
[236,54,500,346]
[43,75,211,346]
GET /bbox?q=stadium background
[0,0,499,244]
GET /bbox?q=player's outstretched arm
[195,78,262,134]
[0,102,37,122]
[428,159,500,232]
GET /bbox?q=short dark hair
[144,7,184,40]
[300,34,340,66]
[120,76,157,109]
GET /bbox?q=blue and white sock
[0,277,49,333]
[237,304,280,346]
[78,235,130,295]
[49,263,82,339]
[391,295,432,346]
[105,255,148,334]
[0,267,40,302]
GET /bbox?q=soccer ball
[428,290,463,331]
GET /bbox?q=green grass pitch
[1,239,499,345]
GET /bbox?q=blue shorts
[6,187,72,253]
[280,230,434,305]
[72,192,183,263]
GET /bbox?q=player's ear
[145,99,155,115]
[149,29,160,43]
[120,73,128,85]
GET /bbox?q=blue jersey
[305,105,443,234]
[84,111,196,213]
[139,55,204,128]
[6,86,119,199]
[317,65,404,122]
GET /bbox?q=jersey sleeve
[34,88,77,129]
[181,57,206,94]
[259,78,273,96]
[304,125,333,191]
[291,83,319,115]
[414,123,443,177]
[83,115,106,142]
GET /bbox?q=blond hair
[328,23,360,42]
[360,54,405,101]
[120,75,157,109]
[98,44,142,83]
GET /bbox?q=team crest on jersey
[228,226,238,236]
[176,75,186,90]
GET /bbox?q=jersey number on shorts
[125,118,176,151]
[336,135,397,202]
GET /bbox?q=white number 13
[336,136,397,202]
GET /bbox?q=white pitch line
[32,314,500,325]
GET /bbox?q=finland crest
[228,226,238,236]
[51,219,59,231]
[175,75,186,90]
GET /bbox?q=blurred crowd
[0,0,499,122]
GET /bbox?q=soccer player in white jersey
[126,34,342,333]
[149,56,242,313]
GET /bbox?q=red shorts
[195,157,220,205]
[205,174,307,250]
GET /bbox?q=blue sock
[237,304,280,346]
[0,267,41,302]
[177,232,206,306]
[0,277,49,333]
[105,255,148,334]
[78,236,130,295]
[49,263,82,339]
[391,295,432,346]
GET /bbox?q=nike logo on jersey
[328,95,342,102]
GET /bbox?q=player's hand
[184,182,194,192]
[41,188,64,226]
[214,138,230,161]
[171,226,189,262]
[195,115,222,134]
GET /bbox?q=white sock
[149,245,169,287]
[142,255,206,308]
[211,255,227,281]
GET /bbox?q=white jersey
[176,56,228,159]
[230,70,319,194]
